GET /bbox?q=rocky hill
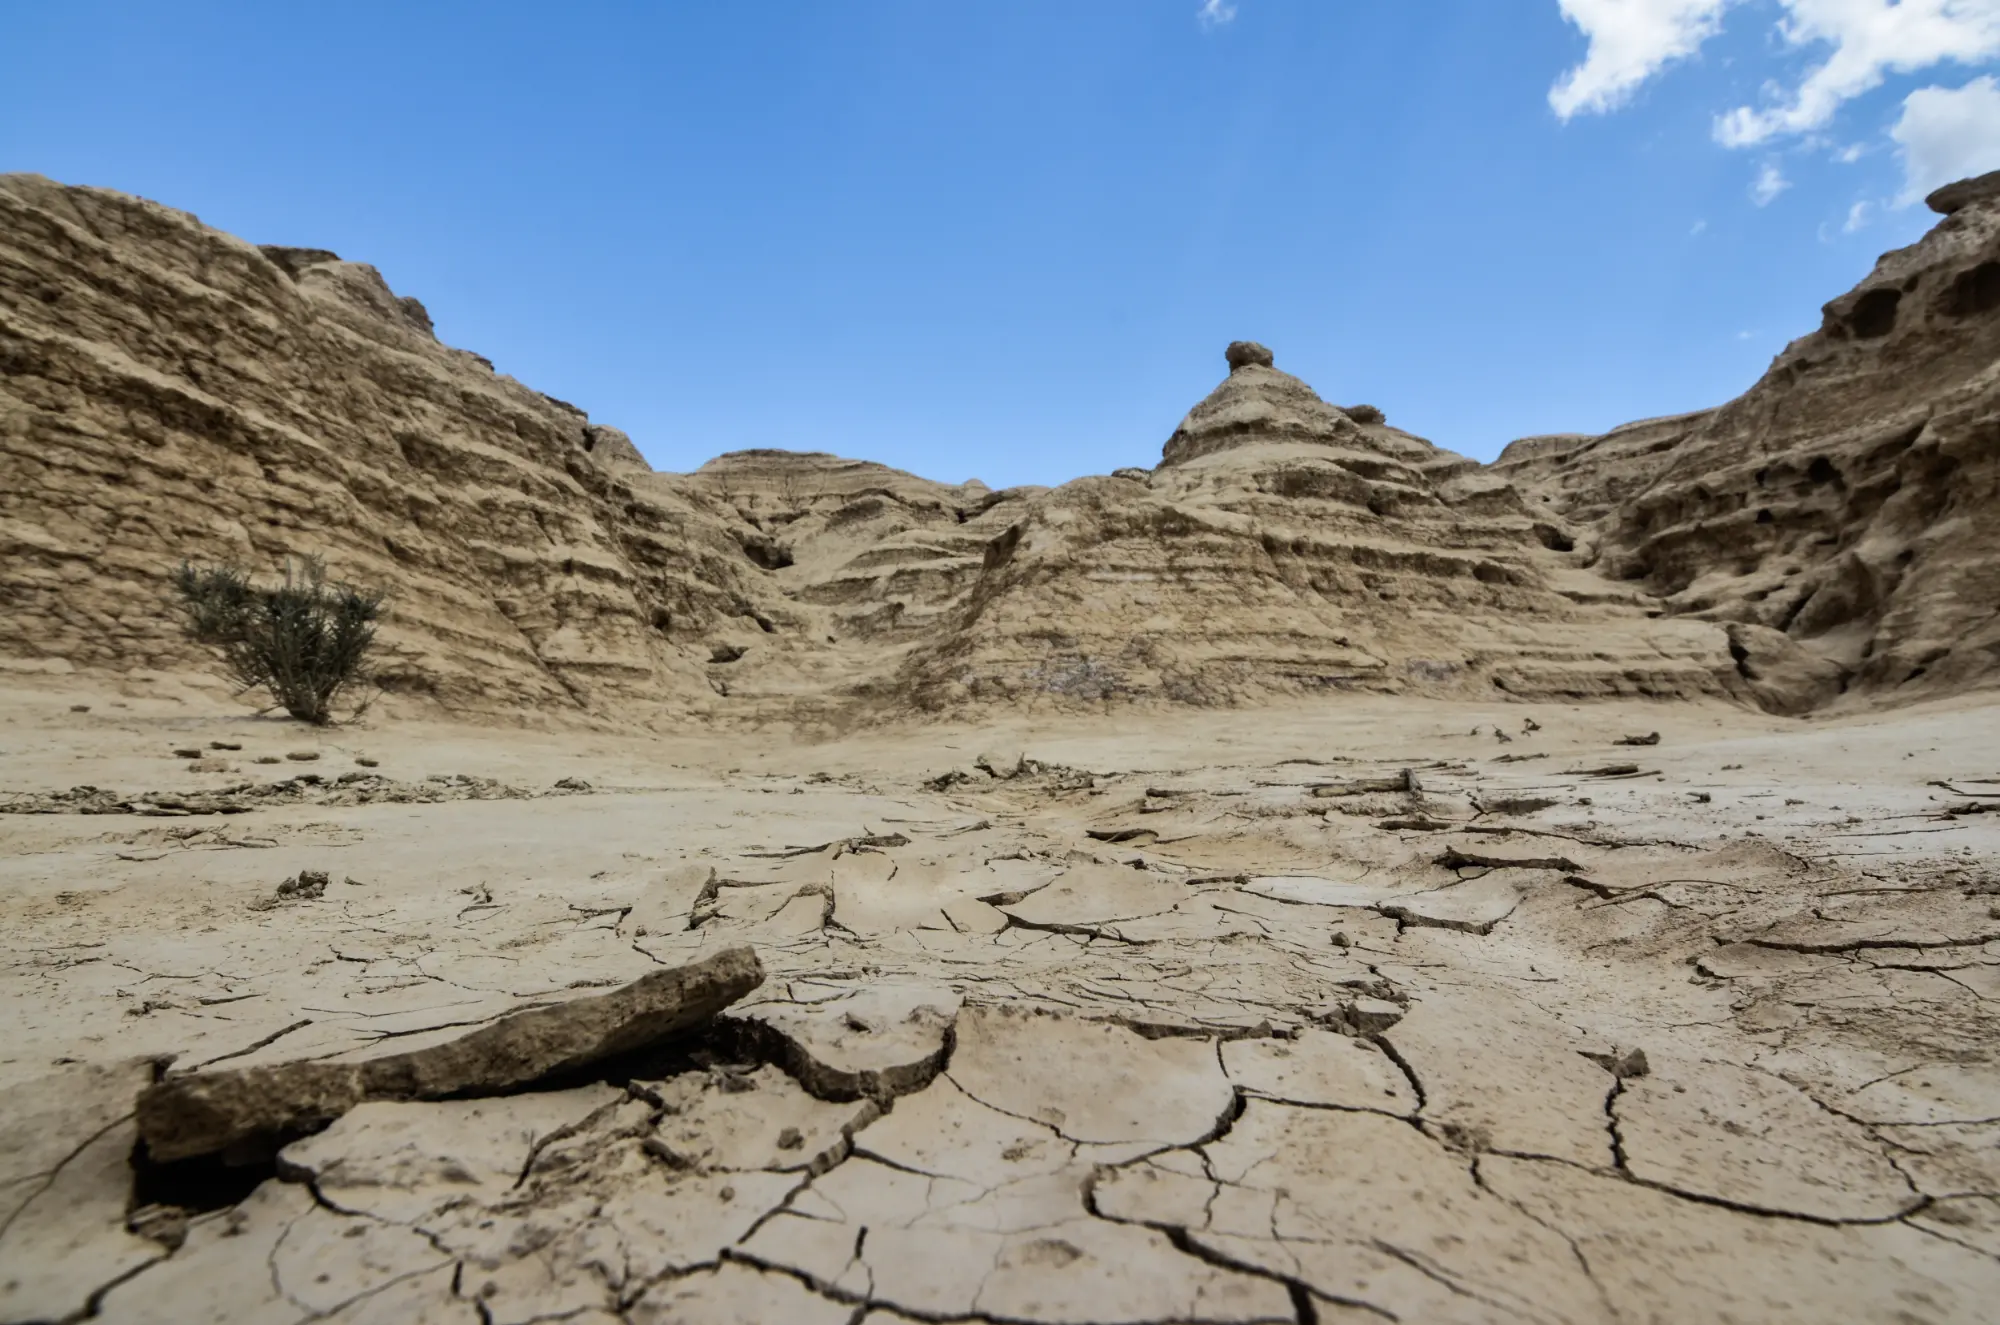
[885,344,1732,711]
[0,174,807,721]
[4,171,1996,723]
[1497,172,2000,713]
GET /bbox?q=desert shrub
[172,556,385,724]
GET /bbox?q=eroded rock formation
[892,345,1734,709]
[0,174,778,720]
[1498,183,2000,711]
[9,172,1999,724]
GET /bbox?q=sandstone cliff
[3,172,1995,722]
[1499,174,2000,713]
[0,174,782,720]
[889,346,1735,710]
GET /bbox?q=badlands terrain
[1,171,1998,1324]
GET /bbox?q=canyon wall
[4,171,1995,722]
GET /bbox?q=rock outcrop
[5,170,1999,721]
[137,947,763,1162]
[0,174,778,720]
[1500,183,2000,709]
[894,345,1736,709]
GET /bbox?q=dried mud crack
[7,726,1997,1324]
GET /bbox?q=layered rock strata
[5,172,1999,720]
[892,347,1737,708]
[1499,180,2000,709]
[0,174,778,719]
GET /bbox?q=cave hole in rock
[710,644,747,664]
[1756,508,1774,524]
[1807,456,1840,485]
[1849,288,1902,339]
[1941,261,2000,317]
[736,536,794,571]
[1532,522,1575,552]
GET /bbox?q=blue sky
[7,1,2000,485]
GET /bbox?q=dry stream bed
[2,685,1999,1323]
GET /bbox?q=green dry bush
[171,556,385,725]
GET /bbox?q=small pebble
[70,704,90,713]
[254,756,280,765]
[286,751,320,762]
[172,748,201,759]
[209,741,242,751]
[356,757,379,768]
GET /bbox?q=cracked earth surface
[3,680,1999,1323]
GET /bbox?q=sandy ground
[3,671,1999,1323]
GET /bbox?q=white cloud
[1691,217,1710,233]
[1751,159,1792,204]
[1198,0,1237,28]
[1549,0,1735,118]
[1835,141,1869,162]
[1892,74,2000,201]
[1844,198,1874,228]
[1715,0,2000,147]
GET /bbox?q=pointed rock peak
[1162,342,1364,467]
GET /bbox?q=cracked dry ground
[4,688,2000,1323]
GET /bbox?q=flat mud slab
[3,685,2000,1322]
